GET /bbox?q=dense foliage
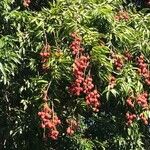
[0,0,150,149]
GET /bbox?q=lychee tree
[0,0,150,149]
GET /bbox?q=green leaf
[0,39,5,49]
[0,63,6,77]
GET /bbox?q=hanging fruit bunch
[66,118,78,136]
[38,90,61,140]
[139,113,149,125]
[69,32,101,112]
[108,75,116,89]
[126,112,137,126]
[39,43,51,71]
[136,55,150,85]
[115,10,130,21]
[69,32,84,55]
[69,55,90,96]
[124,50,133,61]
[111,53,124,71]
[126,92,149,126]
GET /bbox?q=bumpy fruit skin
[108,75,116,89]
[137,55,150,85]
[38,103,61,140]
[112,54,124,71]
[125,91,149,127]
[70,32,83,55]
[126,97,134,108]
[124,51,132,61]
[140,113,148,125]
[85,90,100,112]
[69,55,90,96]
[126,112,137,126]
[136,92,148,109]
[69,33,101,112]
[83,77,94,94]
[115,11,129,21]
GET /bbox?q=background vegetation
[0,0,150,149]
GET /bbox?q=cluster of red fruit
[38,103,61,140]
[69,32,100,111]
[137,55,150,85]
[140,113,148,125]
[23,0,31,7]
[126,93,148,109]
[115,10,129,21]
[85,89,100,112]
[126,92,149,126]
[136,92,148,109]
[124,51,132,61]
[39,44,51,71]
[126,97,134,108]
[112,54,124,71]
[83,76,94,94]
[69,33,83,55]
[126,112,148,126]
[108,75,116,89]
[69,55,89,96]
[126,112,136,126]
[66,118,78,136]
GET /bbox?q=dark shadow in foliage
[29,0,55,11]
[11,0,55,11]
[126,0,150,11]
[89,16,111,34]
